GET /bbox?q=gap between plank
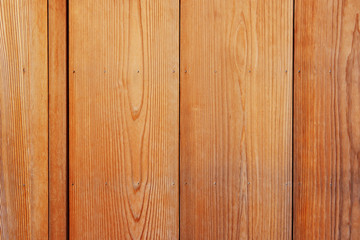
[178,0,181,239]
[66,0,70,238]
[291,0,295,239]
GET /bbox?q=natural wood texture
[49,0,67,238]
[180,0,293,239]
[69,0,179,238]
[0,0,48,239]
[294,1,360,239]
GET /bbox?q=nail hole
[73,70,76,73]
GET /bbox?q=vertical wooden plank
[49,0,67,238]
[69,0,179,238]
[180,0,293,239]
[0,0,48,239]
[294,0,360,239]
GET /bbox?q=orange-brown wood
[69,0,179,238]
[180,0,293,239]
[294,1,360,239]
[0,0,48,238]
[49,0,67,238]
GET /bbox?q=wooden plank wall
[2,0,360,239]
[69,0,179,238]
[0,0,48,239]
[294,0,360,239]
[48,0,67,239]
[180,0,293,239]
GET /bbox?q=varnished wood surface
[49,0,67,238]
[180,0,293,239]
[69,0,179,239]
[294,0,360,239]
[0,0,48,239]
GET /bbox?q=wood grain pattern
[69,0,179,238]
[294,0,360,239]
[180,0,293,239]
[0,0,48,239]
[49,0,67,238]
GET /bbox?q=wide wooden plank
[49,0,67,238]
[180,0,293,239]
[0,0,48,239]
[294,0,360,239]
[69,0,179,238]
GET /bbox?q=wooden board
[49,0,67,238]
[180,0,293,239]
[293,0,360,239]
[0,0,48,239]
[69,0,179,238]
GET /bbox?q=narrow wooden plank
[49,0,67,238]
[0,0,48,239]
[69,0,179,238]
[180,0,293,239]
[294,1,360,239]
